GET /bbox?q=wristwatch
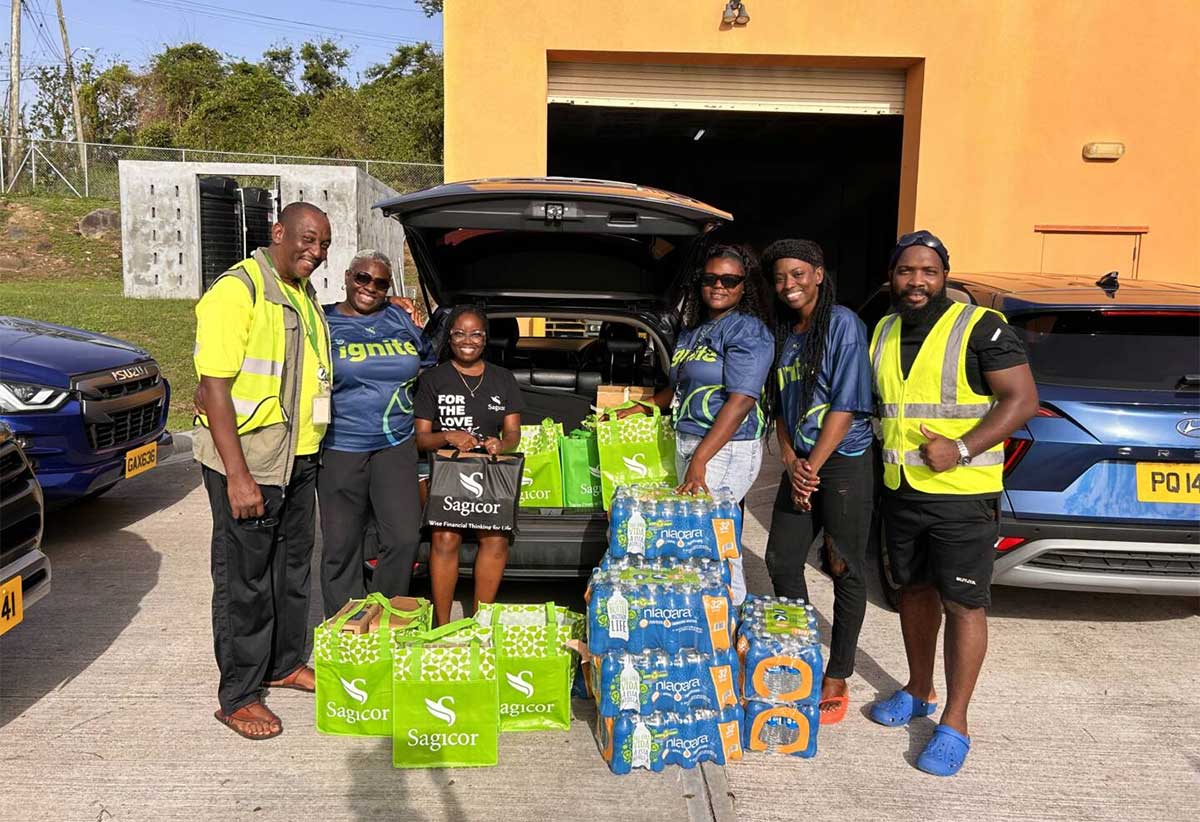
[954,438,972,466]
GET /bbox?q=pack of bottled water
[590,648,740,717]
[599,551,733,587]
[587,562,734,655]
[742,700,819,758]
[736,595,824,758]
[607,484,743,562]
[596,705,745,773]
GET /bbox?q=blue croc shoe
[916,724,971,777]
[868,689,938,727]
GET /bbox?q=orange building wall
[444,1,1199,284]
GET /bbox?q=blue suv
[0,317,173,506]
[859,272,1200,600]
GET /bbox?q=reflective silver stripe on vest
[880,402,994,419]
[240,357,284,377]
[881,448,1005,467]
[232,398,263,416]
[873,314,900,376]
[941,305,976,405]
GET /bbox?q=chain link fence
[1,136,443,200]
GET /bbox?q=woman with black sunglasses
[622,244,775,604]
[316,250,436,618]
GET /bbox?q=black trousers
[317,438,422,618]
[764,448,874,680]
[204,456,317,714]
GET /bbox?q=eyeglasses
[698,273,746,289]
[449,330,486,342]
[351,271,392,291]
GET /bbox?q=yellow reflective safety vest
[193,250,327,486]
[870,302,1005,495]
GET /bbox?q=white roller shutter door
[548,61,905,115]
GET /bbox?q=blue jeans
[675,432,764,604]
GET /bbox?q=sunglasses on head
[351,270,391,291]
[698,273,746,289]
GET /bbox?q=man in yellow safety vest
[864,231,1037,776]
[193,202,333,740]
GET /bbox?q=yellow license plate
[125,442,158,478]
[1136,462,1200,504]
[0,576,23,637]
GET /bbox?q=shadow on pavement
[989,585,1198,623]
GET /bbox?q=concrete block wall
[119,160,405,304]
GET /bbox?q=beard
[891,283,951,325]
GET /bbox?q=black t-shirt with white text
[413,362,524,440]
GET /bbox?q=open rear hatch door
[375,178,731,309]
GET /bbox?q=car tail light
[1003,437,1031,475]
[995,536,1026,552]
[1035,406,1061,418]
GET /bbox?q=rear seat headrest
[487,317,519,348]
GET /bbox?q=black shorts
[882,495,999,608]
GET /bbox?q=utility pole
[7,0,21,188]
[54,0,87,192]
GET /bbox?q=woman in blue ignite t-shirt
[761,238,875,727]
[623,244,776,604]
[316,250,435,617]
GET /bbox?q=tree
[79,62,140,144]
[363,42,441,83]
[416,0,443,15]
[143,43,226,128]
[176,61,301,154]
[261,44,296,91]
[28,65,76,141]
[298,40,350,98]
[360,44,443,163]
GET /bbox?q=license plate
[0,576,23,637]
[125,442,157,478]
[1135,462,1200,504]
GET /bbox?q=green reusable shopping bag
[392,620,499,769]
[478,602,584,732]
[559,428,603,508]
[519,418,565,508]
[595,400,677,509]
[313,593,432,737]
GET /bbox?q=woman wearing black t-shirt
[414,305,523,625]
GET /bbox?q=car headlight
[0,381,72,413]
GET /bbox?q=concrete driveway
[2,443,1197,821]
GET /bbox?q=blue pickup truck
[0,317,173,506]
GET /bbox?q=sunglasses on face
[698,273,746,289]
[449,330,486,342]
[351,270,392,291]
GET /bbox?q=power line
[20,0,65,64]
[128,0,441,48]
[326,0,425,12]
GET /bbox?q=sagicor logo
[521,476,533,487]
[339,676,368,705]
[459,471,484,498]
[425,696,456,726]
[505,670,535,698]
[622,453,649,478]
[589,466,601,479]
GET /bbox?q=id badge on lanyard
[313,364,332,425]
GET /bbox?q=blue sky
[6,0,442,101]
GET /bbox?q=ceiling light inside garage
[693,128,706,141]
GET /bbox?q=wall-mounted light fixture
[1082,141,1125,161]
[722,1,750,26]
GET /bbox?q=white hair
[349,249,392,272]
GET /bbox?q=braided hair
[762,239,836,430]
[679,244,774,331]
[437,303,489,363]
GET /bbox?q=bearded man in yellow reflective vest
[863,231,1038,776]
[193,202,333,741]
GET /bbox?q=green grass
[1,195,199,431]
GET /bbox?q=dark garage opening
[547,104,903,309]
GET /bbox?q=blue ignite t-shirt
[670,311,775,441]
[324,303,436,452]
[776,304,874,457]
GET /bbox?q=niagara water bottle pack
[589,647,740,716]
[607,484,742,562]
[596,706,745,773]
[475,601,585,732]
[587,561,734,656]
[737,596,824,759]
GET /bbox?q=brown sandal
[214,702,282,740]
[262,665,316,692]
